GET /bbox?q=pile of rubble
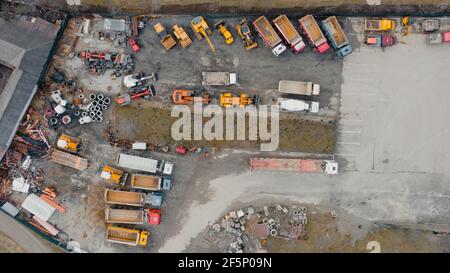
[210,204,310,253]
[47,90,111,129]
[80,50,134,77]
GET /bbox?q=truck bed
[322,16,348,48]
[249,158,324,173]
[131,174,161,191]
[202,72,235,86]
[253,16,282,47]
[299,15,327,46]
[106,227,139,246]
[278,80,315,96]
[105,208,145,224]
[104,189,144,206]
[49,149,88,171]
[365,20,381,30]
[273,15,301,44]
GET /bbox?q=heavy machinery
[172,89,211,105]
[106,225,149,247]
[56,134,86,154]
[147,209,161,225]
[116,86,154,106]
[128,38,140,52]
[191,16,215,53]
[215,21,234,45]
[220,93,259,108]
[249,157,338,175]
[235,19,257,50]
[153,23,177,50]
[364,19,395,31]
[123,72,157,88]
[401,16,412,36]
[421,19,440,32]
[173,24,192,48]
[79,50,113,62]
[273,15,306,54]
[100,165,129,186]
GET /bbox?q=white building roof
[21,194,55,221]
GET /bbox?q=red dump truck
[249,157,338,175]
[298,15,330,54]
[253,16,287,57]
[272,15,306,53]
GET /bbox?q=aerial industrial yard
[0,1,449,255]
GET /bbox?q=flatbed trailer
[298,15,330,54]
[105,208,145,224]
[322,16,352,57]
[201,72,237,86]
[272,15,306,53]
[48,149,88,171]
[249,157,338,175]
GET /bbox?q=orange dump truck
[249,157,338,175]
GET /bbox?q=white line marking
[339,119,363,123]
[339,107,374,111]
[335,153,357,157]
[338,130,362,134]
[337,142,361,146]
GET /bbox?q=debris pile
[79,50,134,77]
[210,204,311,253]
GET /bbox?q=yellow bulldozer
[215,21,234,45]
[191,16,215,53]
[56,133,86,154]
[220,93,259,108]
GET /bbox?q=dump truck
[173,24,192,48]
[277,98,319,113]
[422,19,440,32]
[321,16,352,57]
[131,174,172,191]
[104,189,163,207]
[364,19,395,31]
[101,166,128,186]
[278,80,320,96]
[426,31,450,44]
[202,72,237,86]
[253,16,286,57]
[298,15,330,54]
[272,15,306,54]
[365,34,396,47]
[56,134,86,155]
[172,89,211,105]
[106,226,149,247]
[48,149,88,171]
[116,153,174,176]
[249,158,338,175]
[105,208,145,224]
[153,23,177,50]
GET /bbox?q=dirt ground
[0,231,24,253]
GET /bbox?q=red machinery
[175,145,187,155]
[80,50,113,62]
[116,86,154,106]
[129,38,141,52]
[147,209,161,225]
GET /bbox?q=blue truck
[321,16,352,57]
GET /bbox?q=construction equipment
[278,80,321,96]
[172,89,210,105]
[101,166,129,186]
[422,19,440,32]
[191,16,215,53]
[106,226,149,247]
[104,189,163,207]
[235,19,257,50]
[56,134,86,154]
[253,16,286,56]
[299,15,330,54]
[215,21,234,45]
[131,174,165,191]
[277,98,319,113]
[220,93,259,108]
[249,157,338,175]
[105,208,145,225]
[365,34,397,47]
[426,31,450,45]
[401,16,412,36]
[321,16,353,57]
[116,153,174,176]
[153,23,177,50]
[123,72,157,88]
[116,86,154,106]
[147,209,161,225]
[79,50,113,62]
[128,38,140,52]
[173,24,192,48]
[202,72,237,86]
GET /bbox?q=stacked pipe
[79,93,111,124]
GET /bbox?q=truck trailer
[321,16,352,57]
[105,208,145,224]
[426,32,450,44]
[116,153,173,176]
[272,15,306,53]
[249,157,338,175]
[106,225,149,247]
[298,15,330,54]
[278,80,320,96]
[104,189,163,207]
[253,16,287,56]
[201,72,237,86]
[131,174,172,191]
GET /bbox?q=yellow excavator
[191,16,215,53]
[401,16,412,36]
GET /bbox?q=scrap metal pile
[79,50,134,78]
[210,204,310,253]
